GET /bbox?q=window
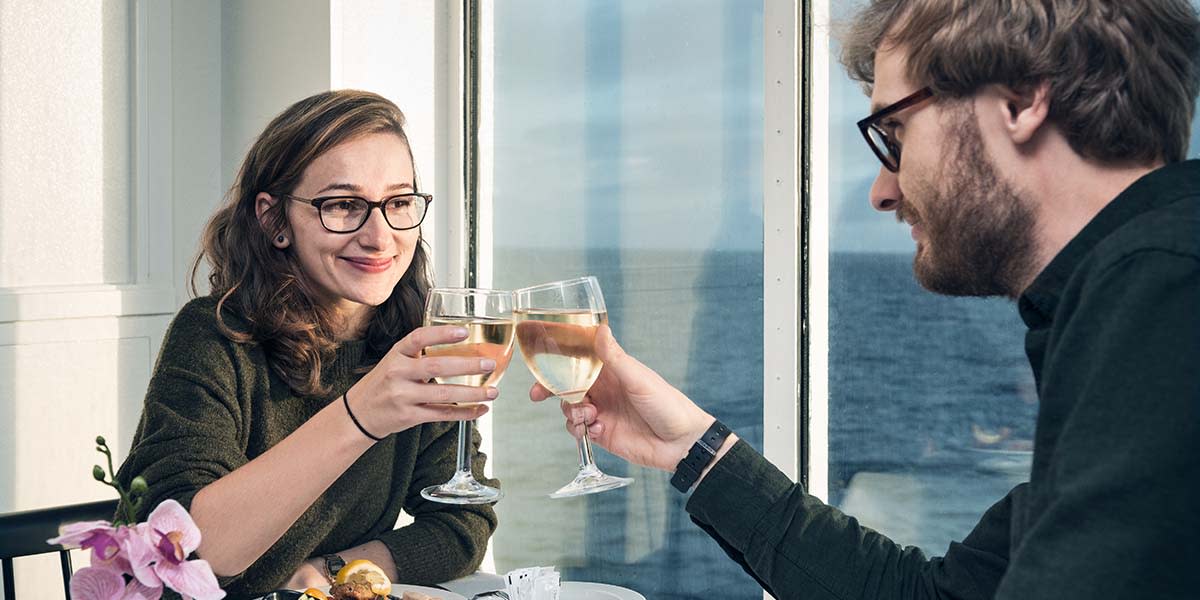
[486,2,766,597]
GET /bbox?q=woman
[116,90,499,598]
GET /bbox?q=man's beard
[901,109,1038,298]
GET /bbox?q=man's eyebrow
[314,182,414,195]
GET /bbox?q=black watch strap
[323,553,345,583]
[670,419,732,493]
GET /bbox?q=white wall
[0,2,172,597]
[0,1,461,597]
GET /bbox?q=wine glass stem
[456,419,473,475]
[576,421,598,471]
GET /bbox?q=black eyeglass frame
[856,87,935,173]
[282,192,433,233]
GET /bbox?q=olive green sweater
[116,296,498,600]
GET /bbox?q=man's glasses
[856,87,934,172]
[284,193,432,233]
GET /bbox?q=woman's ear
[255,192,290,248]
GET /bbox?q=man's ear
[999,82,1051,145]
[255,192,290,249]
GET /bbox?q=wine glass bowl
[425,313,516,398]
[514,309,606,403]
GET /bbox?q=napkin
[504,566,560,600]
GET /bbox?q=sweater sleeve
[115,302,250,517]
[686,440,1011,599]
[376,420,498,584]
[995,250,1200,598]
[114,300,255,589]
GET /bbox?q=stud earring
[276,235,286,244]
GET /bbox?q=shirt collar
[1018,159,1200,328]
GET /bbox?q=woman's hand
[349,325,499,435]
[531,325,714,472]
[283,557,327,591]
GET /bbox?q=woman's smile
[340,255,395,274]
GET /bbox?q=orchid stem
[95,438,139,525]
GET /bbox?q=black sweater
[686,160,1200,599]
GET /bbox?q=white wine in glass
[515,276,633,498]
[514,309,606,402]
[425,316,515,390]
[421,288,515,505]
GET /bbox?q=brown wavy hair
[840,0,1200,165]
[191,90,432,396]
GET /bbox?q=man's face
[867,45,1037,298]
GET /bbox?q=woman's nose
[869,166,902,212]
[355,206,392,248]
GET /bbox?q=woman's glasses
[285,193,431,233]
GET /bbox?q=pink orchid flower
[128,500,225,600]
[68,567,161,600]
[47,521,133,574]
[49,500,224,600]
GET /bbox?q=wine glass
[514,276,634,498]
[421,287,515,504]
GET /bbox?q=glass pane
[824,0,1200,554]
[490,1,764,598]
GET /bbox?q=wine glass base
[421,478,503,505]
[549,468,634,499]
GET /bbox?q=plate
[310,584,467,600]
[560,582,646,600]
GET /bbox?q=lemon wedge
[298,588,328,600]
[335,559,392,597]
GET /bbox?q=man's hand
[530,325,715,472]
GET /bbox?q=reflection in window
[488,1,764,598]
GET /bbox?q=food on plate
[329,582,377,600]
[298,588,329,600]
[331,559,393,599]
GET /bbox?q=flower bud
[93,465,106,481]
[130,476,148,495]
[95,435,107,446]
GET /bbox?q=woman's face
[261,132,421,326]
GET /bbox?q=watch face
[324,554,346,579]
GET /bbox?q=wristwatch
[670,419,732,493]
[323,553,345,583]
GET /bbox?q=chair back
[0,499,119,600]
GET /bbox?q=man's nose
[869,166,901,212]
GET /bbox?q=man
[532,1,1200,598]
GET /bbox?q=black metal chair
[0,499,118,600]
